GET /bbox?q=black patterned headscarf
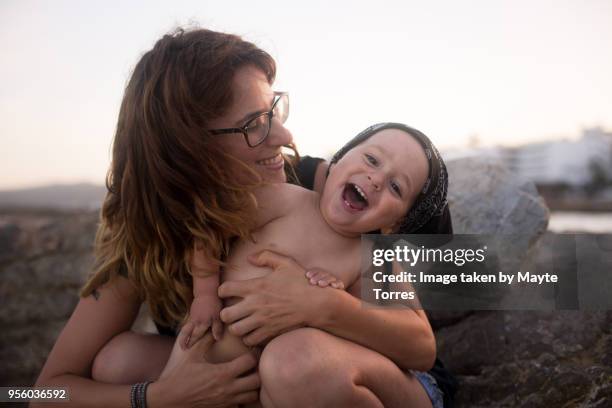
[329,122,452,234]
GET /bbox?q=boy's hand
[182,295,223,350]
[305,268,345,290]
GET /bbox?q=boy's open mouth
[342,183,369,211]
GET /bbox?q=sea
[548,211,612,233]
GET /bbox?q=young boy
[182,123,447,363]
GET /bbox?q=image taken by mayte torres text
[360,234,612,310]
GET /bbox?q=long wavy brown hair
[81,27,296,328]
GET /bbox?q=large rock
[447,157,550,238]
[436,310,612,407]
[0,211,98,386]
[427,158,552,327]
[433,158,611,406]
[447,157,549,271]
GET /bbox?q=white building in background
[504,127,612,186]
[444,127,612,186]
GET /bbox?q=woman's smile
[256,153,284,170]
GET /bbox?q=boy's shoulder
[281,182,318,197]
[261,182,317,201]
[254,183,318,221]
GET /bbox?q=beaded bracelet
[130,381,152,408]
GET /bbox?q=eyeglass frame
[208,91,289,148]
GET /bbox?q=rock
[446,157,550,273]
[447,157,550,237]
[428,159,611,406]
[0,220,20,262]
[0,320,67,386]
[435,312,508,374]
[0,209,157,387]
[436,311,610,374]
[429,158,552,323]
[427,310,475,331]
[436,310,612,406]
[454,360,610,408]
[0,211,98,386]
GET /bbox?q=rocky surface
[0,158,610,406]
[0,211,98,387]
[447,157,550,239]
[435,310,612,407]
[432,158,612,407]
[447,157,550,274]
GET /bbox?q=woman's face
[209,65,293,183]
[320,129,429,236]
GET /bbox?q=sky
[1,0,611,189]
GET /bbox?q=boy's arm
[185,248,223,346]
[193,272,220,298]
[191,241,220,298]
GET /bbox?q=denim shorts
[413,371,445,408]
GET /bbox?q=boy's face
[320,129,429,236]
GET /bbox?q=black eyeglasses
[209,92,289,148]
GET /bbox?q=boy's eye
[390,180,402,197]
[365,153,378,166]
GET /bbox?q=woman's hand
[218,250,328,346]
[150,326,260,407]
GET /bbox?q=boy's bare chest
[226,207,362,287]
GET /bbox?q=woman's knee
[91,331,173,384]
[91,332,130,383]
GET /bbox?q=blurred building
[445,127,612,187]
[503,127,612,186]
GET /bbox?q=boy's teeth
[354,184,368,202]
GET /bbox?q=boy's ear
[381,226,394,234]
[381,220,401,234]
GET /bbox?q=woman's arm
[218,250,436,372]
[323,260,436,372]
[33,275,142,407]
[34,275,259,407]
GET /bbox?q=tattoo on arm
[90,262,129,301]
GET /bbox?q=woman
[35,27,455,407]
